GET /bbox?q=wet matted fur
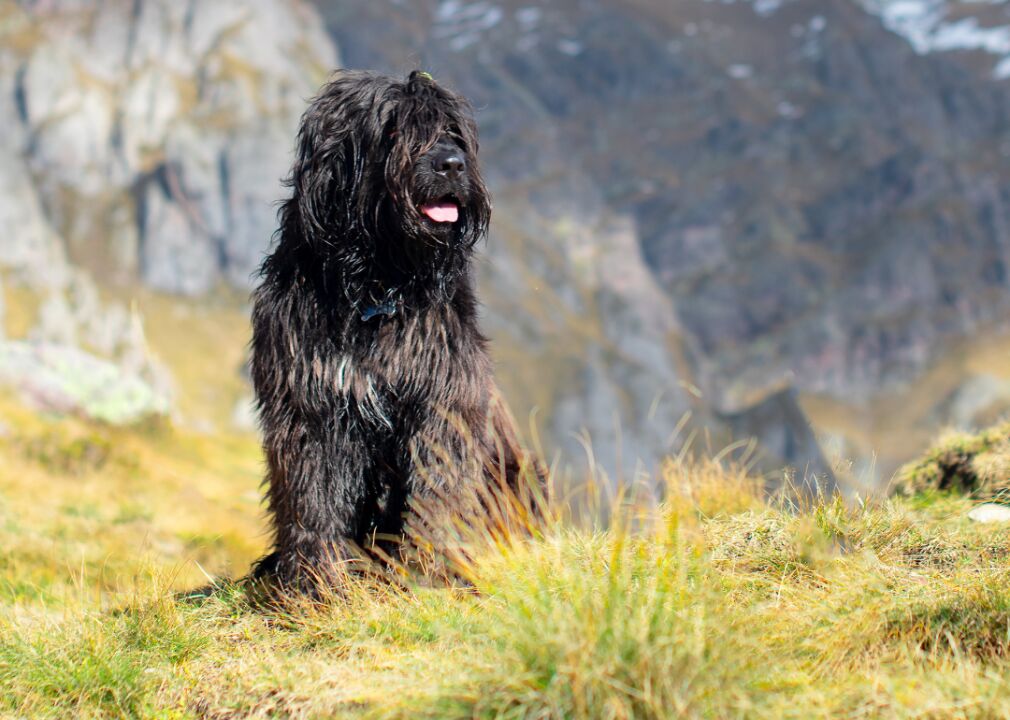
[250,70,543,593]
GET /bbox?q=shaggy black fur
[250,70,542,593]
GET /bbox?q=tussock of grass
[895,421,1010,497]
[705,511,816,579]
[412,532,762,719]
[8,414,1010,717]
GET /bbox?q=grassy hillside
[0,392,265,608]
[4,287,1010,718]
[4,400,1010,718]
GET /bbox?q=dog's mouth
[419,195,460,224]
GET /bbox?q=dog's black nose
[432,149,466,179]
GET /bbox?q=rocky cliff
[2,0,335,294]
[0,0,336,424]
[316,0,1010,484]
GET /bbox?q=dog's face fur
[285,70,491,292]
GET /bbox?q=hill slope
[3,409,1010,717]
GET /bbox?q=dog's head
[286,70,491,274]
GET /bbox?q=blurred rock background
[5,0,1010,492]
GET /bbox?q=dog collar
[360,300,398,322]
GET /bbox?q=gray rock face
[11,0,1010,484]
[0,136,144,365]
[3,0,338,294]
[479,207,705,483]
[718,388,836,495]
[311,0,1010,480]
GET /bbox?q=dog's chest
[378,307,486,398]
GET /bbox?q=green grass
[5,416,1010,718]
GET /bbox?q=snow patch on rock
[860,0,1010,79]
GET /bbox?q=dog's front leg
[255,419,375,595]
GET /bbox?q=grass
[0,391,264,607]
[4,405,1010,718]
[895,420,1010,498]
[4,287,1010,717]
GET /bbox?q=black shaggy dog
[251,70,543,593]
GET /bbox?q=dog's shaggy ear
[286,90,355,247]
[277,71,387,251]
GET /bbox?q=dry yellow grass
[0,392,265,607]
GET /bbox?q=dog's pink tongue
[421,203,459,223]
